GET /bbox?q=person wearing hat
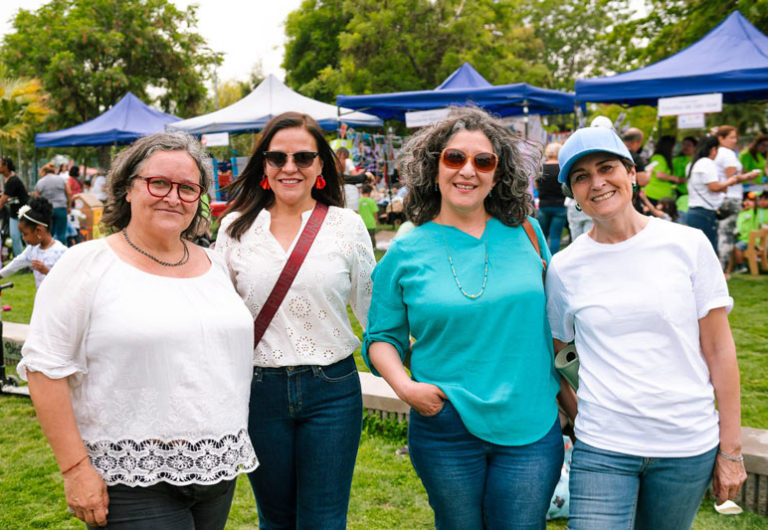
[545,125,746,529]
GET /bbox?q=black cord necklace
[122,228,189,267]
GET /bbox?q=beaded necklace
[122,228,190,267]
[439,226,488,300]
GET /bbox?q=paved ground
[375,229,395,250]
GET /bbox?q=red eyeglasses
[440,148,498,172]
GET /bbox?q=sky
[0,0,303,83]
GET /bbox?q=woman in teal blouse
[363,107,565,530]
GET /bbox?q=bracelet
[61,454,89,475]
[717,449,744,462]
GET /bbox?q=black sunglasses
[263,151,319,169]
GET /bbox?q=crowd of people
[533,123,767,279]
[9,107,755,529]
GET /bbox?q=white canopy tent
[167,75,382,134]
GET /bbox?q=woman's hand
[712,454,747,505]
[64,461,109,527]
[402,380,447,416]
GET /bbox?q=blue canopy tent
[35,92,180,147]
[336,63,579,121]
[575,11,768,105]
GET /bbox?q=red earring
[260,177,270,190]
[315,176,326,189]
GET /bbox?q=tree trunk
[97,145,112,173]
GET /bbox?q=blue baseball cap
[557,126,634,188]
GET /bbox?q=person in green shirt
[672,136,697,197]
[357,184,379,249]
[733,193,760,272]
[758,191,768,227]
[644,135,682,203]
[739,134,768,185]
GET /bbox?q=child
[758,191,768,228]
[0,197,67,288]
[732,193,760,273]
[357,184,378,250]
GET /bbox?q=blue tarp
[337,63,578,120]
[35,92,180,147]
[575,11,768,105]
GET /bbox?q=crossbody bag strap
[253,202,329,347]
[522,218,547,284]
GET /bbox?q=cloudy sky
[0,0,303,83]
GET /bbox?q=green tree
[0,65,50,144]
[282,0,548,100]
[1,0,217,131]
[522,0,631,90]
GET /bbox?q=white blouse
[18,239,258,487]
[216,205,375,367]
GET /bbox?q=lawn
[0,273,766,528]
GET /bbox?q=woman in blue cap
[545,124,746,529]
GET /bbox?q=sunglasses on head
[263,151,319,169]
[440,148,498,172]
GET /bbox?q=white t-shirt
[18,239,258,486]
[216,205,375,367]
[546,218,732,457]
[687,157,724,210]
[91,175,107,201]
[0,239,67,287]
[715,147,743,200]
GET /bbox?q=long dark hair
[747,134,768,158]
[653,135,675,171]
[687,136,720,180]
[223,112,344,240]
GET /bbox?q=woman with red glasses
[18,132,258,528]
[216,112,375,528]
[363,107,566,529]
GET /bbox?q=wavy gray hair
[101,132,213,239]
[402,106,539,226]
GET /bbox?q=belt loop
[310,365,321,378]
[252,366,263,382]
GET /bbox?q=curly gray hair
[101,132,213,239]
[402,106,539,226]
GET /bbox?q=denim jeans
[86,479,236,530]
[568,441,717,530]
[537,205,568,254]
[408,400,563,530]
[52,206,68,244]
[247,355,362,530]
[686,207,718,254]
[9,217,23,257]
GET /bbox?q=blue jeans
[569,441,717,530]
[537,205,567,254]
[86,480,236,530]
[247,355,362,529]
[686,207,718,255]
[52,207,68,244]
[9,217,23,257]
[408,400,563,530]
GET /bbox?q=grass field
[0,272,766,528]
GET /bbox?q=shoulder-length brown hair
[402,106,538,227]
[223,112,344,241]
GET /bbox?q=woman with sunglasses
[546,125,745,529]
[18,132,258,528]
[363,107,565,529]
[216,112,375,528]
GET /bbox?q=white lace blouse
[216,205,375,367]
[18,239,258,487]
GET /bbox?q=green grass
[0,273,766,528]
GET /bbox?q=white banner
[201,132,230,147]
[405,108,451,128]
[677,113,706,129]
[658,93,722,117]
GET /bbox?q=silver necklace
[122,228,189,267]
[440,227,488,300]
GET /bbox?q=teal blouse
[362,217,560,445]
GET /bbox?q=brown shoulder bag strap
[522,218,547,284]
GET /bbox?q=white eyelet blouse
[215,205,375,367]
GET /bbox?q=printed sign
[201,132,230,147]
[677,113,706,129]
[658,93,722,117]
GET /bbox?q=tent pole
[524,100,529,139]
